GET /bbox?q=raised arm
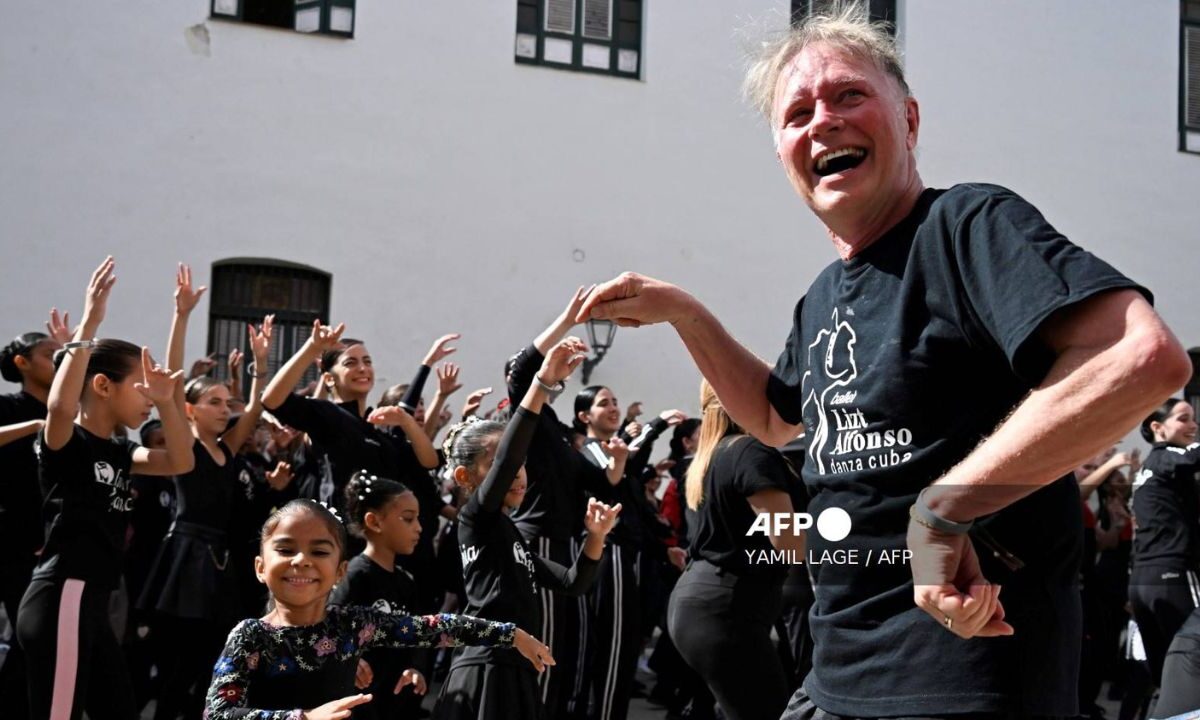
[578,273,802,448]
[262,320,345,411]
[1077,450,1137,502]
[0,419,45,447]
[423,362,462,439]
[220,316,274,453]
[532,497,621,595]
[45,258,116,451]
[131,348,194,476]
[365,405,439,469]
[399,333,459,413]
[167,264,207,411]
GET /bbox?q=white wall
[1,1,1196,433]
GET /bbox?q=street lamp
[581,318,618,385]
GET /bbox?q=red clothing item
[660,479,684,546]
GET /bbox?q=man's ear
[904,96,920,151]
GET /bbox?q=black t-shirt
[688,435,802,579]
[508,344,610,543]
[269,395,417,515]
[328,554,419,720]
[1132,442,1200,569]
[0,390,47,557]
[455,407,599,670]
[174,439,236,532]
[33,425,139,590]
[767,184,1147,717]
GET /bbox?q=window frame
[209,0,356,39]
[1180,1,1200,153]
[206,258,333,392]
[515,0,644,81]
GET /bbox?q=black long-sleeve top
[580,416,670,550]
[0,390,47,557]
[507,343,609,543]
[455,406,600,671]
[1132,442,1200,569]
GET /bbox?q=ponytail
[1,332,51,383]
[685,380,742,510]
[343,470,410,538]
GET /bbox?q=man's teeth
[815,148,865,173]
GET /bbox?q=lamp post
[581,318,618,385]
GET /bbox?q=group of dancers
[1,255,1198,720]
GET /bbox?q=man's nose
[810,101,843,137]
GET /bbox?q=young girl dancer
[433,336,622,720]
[329,471,429,720]
[16,257,195,720]
[139,264,277,720]
[203,498,551,720]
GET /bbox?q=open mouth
[814,147,867,177]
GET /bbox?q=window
[1181,1,1200,153]
[210,0,356,38]
[207,259,332,392]
[791,0,897,34]
[515,0,644,80]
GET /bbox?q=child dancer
[16,257,194,720]
[140,264,277,720]
[203,499,551,720]
[329,471,428,719]
[432,336,622,720]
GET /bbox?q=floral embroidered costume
[203,605,515,719]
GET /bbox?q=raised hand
[173,263,207,315]
[667,546,688,571]
[436,362,463,397]
[81,256,117,331]
[423,333,460,366]
[266,461,294,491]
[575,272,693,328]
[659,409,688,426]
[367,406,418,428]
[538,336,588,385]
[624,401,644,424]
[584,497,623,536]
[134,348,185,406]
[461,387,493,419]
[46,307,73,344]
[248,314,275,365]
[187,354,218,380]
[556,285,596,329]
[654,458,676,477]
[304,693,373,720]
[513,629,555,674]
[603,436,629,464]
[624,421,643,439]
[309,320,346,354]
[393,668,427,696]
[227,348,244,378]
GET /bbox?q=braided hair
[343,470,411,538]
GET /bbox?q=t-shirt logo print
[511,541,538,589]
[94,461,117,486]
[801,309,858,475]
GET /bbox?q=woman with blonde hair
[666,379,803,720]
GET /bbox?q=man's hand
[576,272,695,328]
[907,520,1013,639]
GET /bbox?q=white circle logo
[816,507,852,542]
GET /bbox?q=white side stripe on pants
[1187,570,1200,608]
[601,544,623,720]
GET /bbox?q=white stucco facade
[2,0,1196,427]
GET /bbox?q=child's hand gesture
[584,497,622,537]
[513,628,556,674]
[134,348,184,406]
[436,362,463,397]
[227,349,243,381]
[354,659,373,690]
[461,387,493,419]
[659,409,688,426]
[367,406,418,429]
[423,333,460,366]
[248,314,275,365]
[394,668,427,696]
[46,307,73,344]
[538,336,588,386]
[603,436,629,464]
[303,693,373,720]
[308,320,346,355]
[266,461,294,491]
[82,256,117,331]
[555,285,595,330]
[173,263,207,315]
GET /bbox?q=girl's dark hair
[1,332,51,383]
[260,499,348,560]
[377,383,410,408]
[184,376,225,403]
[572,385,608,434]
[1141,397,1185,443]
[319,338,363,374]
[57,339,141,389]
[444,418,506,472]
[669,418,702,460]
[139,418,163,444]
[344,470,411,538]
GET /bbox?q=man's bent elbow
[1126,320,1192,398]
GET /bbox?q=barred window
[790,0,897,34]
[211,0,356,38]
[515,0,644,80]
[207,259,332,393]
[1182,1,1200,153]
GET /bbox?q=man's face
[772,42,919,232]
